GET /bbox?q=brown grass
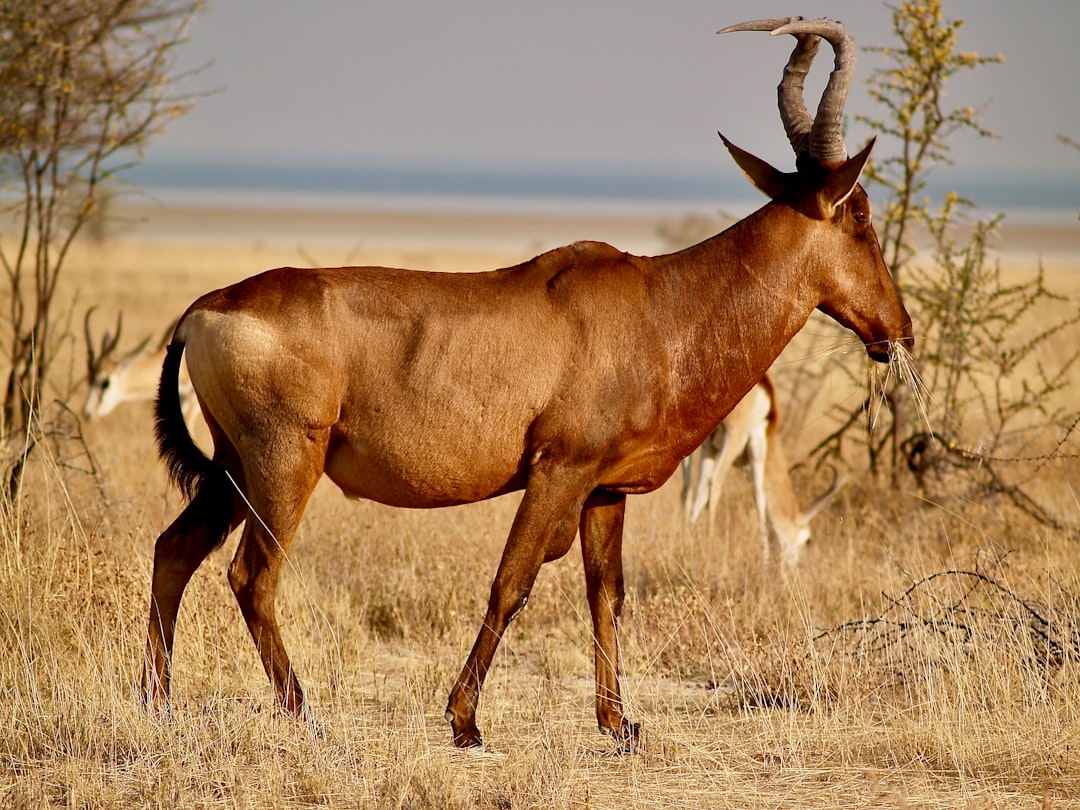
[1,216,1079,808]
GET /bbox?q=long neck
[652,203,821,451]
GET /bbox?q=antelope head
[83,308,153,420]
[719,17,913,363]
[772,464,846,566]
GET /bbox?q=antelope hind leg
[143,486,244,712]
[226,429,327,721]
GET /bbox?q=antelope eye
[853,211,868,224]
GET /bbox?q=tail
[155,342,210,500]
[155,341,234,544]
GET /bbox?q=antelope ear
[820,137,875,211]
[719,132,787,199]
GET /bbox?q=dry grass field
[1,204,1078,808]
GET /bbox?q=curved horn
[84,306,123,379]
[720,17,855,166]
[719,17,821,157]
[84,306,98,378]
[773,18,855,166]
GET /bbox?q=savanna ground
[1,206,1078,808]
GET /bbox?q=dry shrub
[819,555,1080,704]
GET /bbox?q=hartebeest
[143,17,913,750]
[681,375,844,565]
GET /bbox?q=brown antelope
[681,374,844,565]
[83,310,199,428]
[142,17,913,751]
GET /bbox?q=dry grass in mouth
[862,339,932,436]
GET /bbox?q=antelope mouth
[870,320,915,364]
[869,336,914,364]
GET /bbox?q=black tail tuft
[155,342,217,502]
[155,341,237,551]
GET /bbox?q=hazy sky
[152,1,1080,186]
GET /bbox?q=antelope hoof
[446,708,484,749]
[603,717,641,754]
[278,687,315,724]
[140,671,170,716]
[142,695,172,719]
[295,700,318,729]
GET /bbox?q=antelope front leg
[688,434,720,524]
[445,468,589,748]
[579,489,638,751]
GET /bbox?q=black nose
[868,344,891,364]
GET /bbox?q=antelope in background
[142,17,913,751]
[83,309,200,428]
[681,375,844,565]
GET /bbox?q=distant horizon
[124,153,1080,225]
